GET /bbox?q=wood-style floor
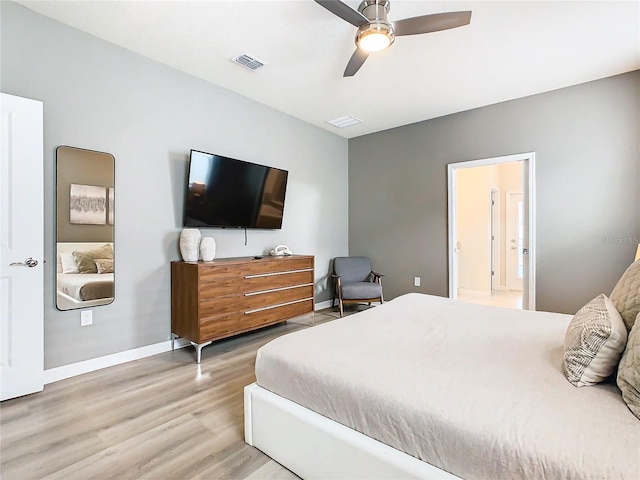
[0,306,367,479]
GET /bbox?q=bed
[56,242,114,309]
[244,293,639,479]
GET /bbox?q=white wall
[455,166,492,292]
[1,2,349,368]
[455,162,524,293]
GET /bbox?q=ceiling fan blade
[314,0,369,27]
[343,48,369,77]
[393,11,472,36]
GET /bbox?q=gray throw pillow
[617,313,640,420]
[610,260,640,332]
[563,294,628,387]
[73,244,113,274]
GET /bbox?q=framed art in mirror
[55,146,115,311]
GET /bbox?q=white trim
[490,187,501,291]
[44,338,190,385]
[45,300,333,385]
[314,299,333,311]
[505,189,524,291]
[244,382,460,479]
[448,152,536,310]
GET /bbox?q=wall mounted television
[183,149,288,229]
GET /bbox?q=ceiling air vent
[231,54,266,71]
[327,115,362,128]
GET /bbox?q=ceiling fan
[314,0,472,77]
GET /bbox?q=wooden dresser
[171,255,314,362]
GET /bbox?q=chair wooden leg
[339,299,344,318]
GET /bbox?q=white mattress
[255,293,640,479]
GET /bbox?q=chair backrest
[333,257,372,283]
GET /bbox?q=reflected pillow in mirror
[59,252,79,274]
[73,244,113,274]
[95,258,114,274]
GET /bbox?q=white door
[506,191,524,291]
[1,93,44,401]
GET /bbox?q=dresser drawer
[242,257,313,276]
[199,294,244,319]
[197,256,313,280]
[244,269,313,293]
[244,299,314,330]
[199,276,246,298]
[199,312,244,342]
[243,284,313,312]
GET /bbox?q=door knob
[9,257,38,268]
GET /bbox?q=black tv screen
[183,150,288,229]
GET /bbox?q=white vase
[180,228,201,262]
[200,236,216,262]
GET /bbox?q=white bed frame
[244,383,459,479]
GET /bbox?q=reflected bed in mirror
[56,146,114,311]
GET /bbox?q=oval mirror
[55,146,115,310]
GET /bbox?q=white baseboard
[46,301,334,385]
[44,338,190,385]
[314,299,333,311]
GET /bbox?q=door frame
[447,152,536,310]
[505,190,524,291]
[490,188,500,292]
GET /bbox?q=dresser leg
[191,341,212,364]
[171,333,177,351]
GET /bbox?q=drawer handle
[244,283,313,296]
[245,268,313,279]
[245,297,314,315]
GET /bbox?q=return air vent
[231,54,266,71]
[327,115,362,128]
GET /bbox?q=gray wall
[349,71,640,314]
[1,2,348,369]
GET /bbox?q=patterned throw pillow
[610,260,640,332]
[73,244,113,274]
[95,258,114,274]
[563,294,628,387]
[617,313,640,419]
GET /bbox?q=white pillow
[563,294,628,387]
[59,252,79,274]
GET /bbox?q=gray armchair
[332,257,384,317]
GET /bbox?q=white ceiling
[17,0,640,139]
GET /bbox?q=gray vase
[179,228,201,262]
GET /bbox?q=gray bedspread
[255,293,640,480]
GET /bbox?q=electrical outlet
[80,310,93,326]
[414,277,421,287]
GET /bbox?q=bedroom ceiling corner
[15,0,640,139]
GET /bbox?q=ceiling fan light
[356,22,394,53]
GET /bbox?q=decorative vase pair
[179,228,216,262]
